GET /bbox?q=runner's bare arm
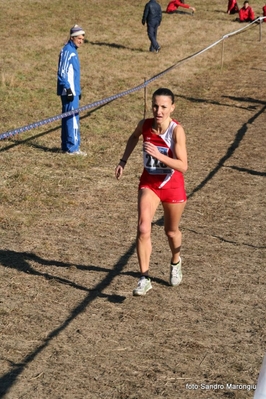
[115,120,144,180]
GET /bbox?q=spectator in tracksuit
[142,0,162,52]
[166,0,195,14]
[239,1,255,21]
[57,25,86,156]
[227,0,239,14]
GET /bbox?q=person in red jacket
[227,0,239,14]
[239,1,255,22]
[166,0,195,14]
[263,3,266,22]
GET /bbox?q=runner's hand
[143,142,161,159]
[115,164,124,180]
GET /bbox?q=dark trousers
[147,24,160,52]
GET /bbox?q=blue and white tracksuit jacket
[57,40,82,153]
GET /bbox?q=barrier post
[221,39,225,69]
[144,78,147,119]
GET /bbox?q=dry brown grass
[0,0,266,398]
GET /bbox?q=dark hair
[152,88,175,104]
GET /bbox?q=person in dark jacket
[142,0,162,52]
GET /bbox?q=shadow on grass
[173,95,266,199]
[185,227,266,249]
[221,95,266,105]
[223,165,266,177]
[162,10,193,16]
[0,248,132,396]
[176,93,259,111]
[187,101,266,200]
[213,10,229,14]
[0,125,61,153]
[0,101,112,153]
[88,40,145,52]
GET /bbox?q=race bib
[143,146,172,175]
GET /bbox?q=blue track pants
[61,95,80,153]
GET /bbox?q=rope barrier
[0,17,264,142]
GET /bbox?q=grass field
[0,1,266,398]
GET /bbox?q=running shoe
[133,276,152,296]
[66,149,87,156]
[170,257,182,286]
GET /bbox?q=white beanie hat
[70,24,85,37]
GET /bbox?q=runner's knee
[165,228,181,240]
[138,220,151,238]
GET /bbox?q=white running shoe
[67,149,87,156]
[133,276,152,296]
[170,257,182,286]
